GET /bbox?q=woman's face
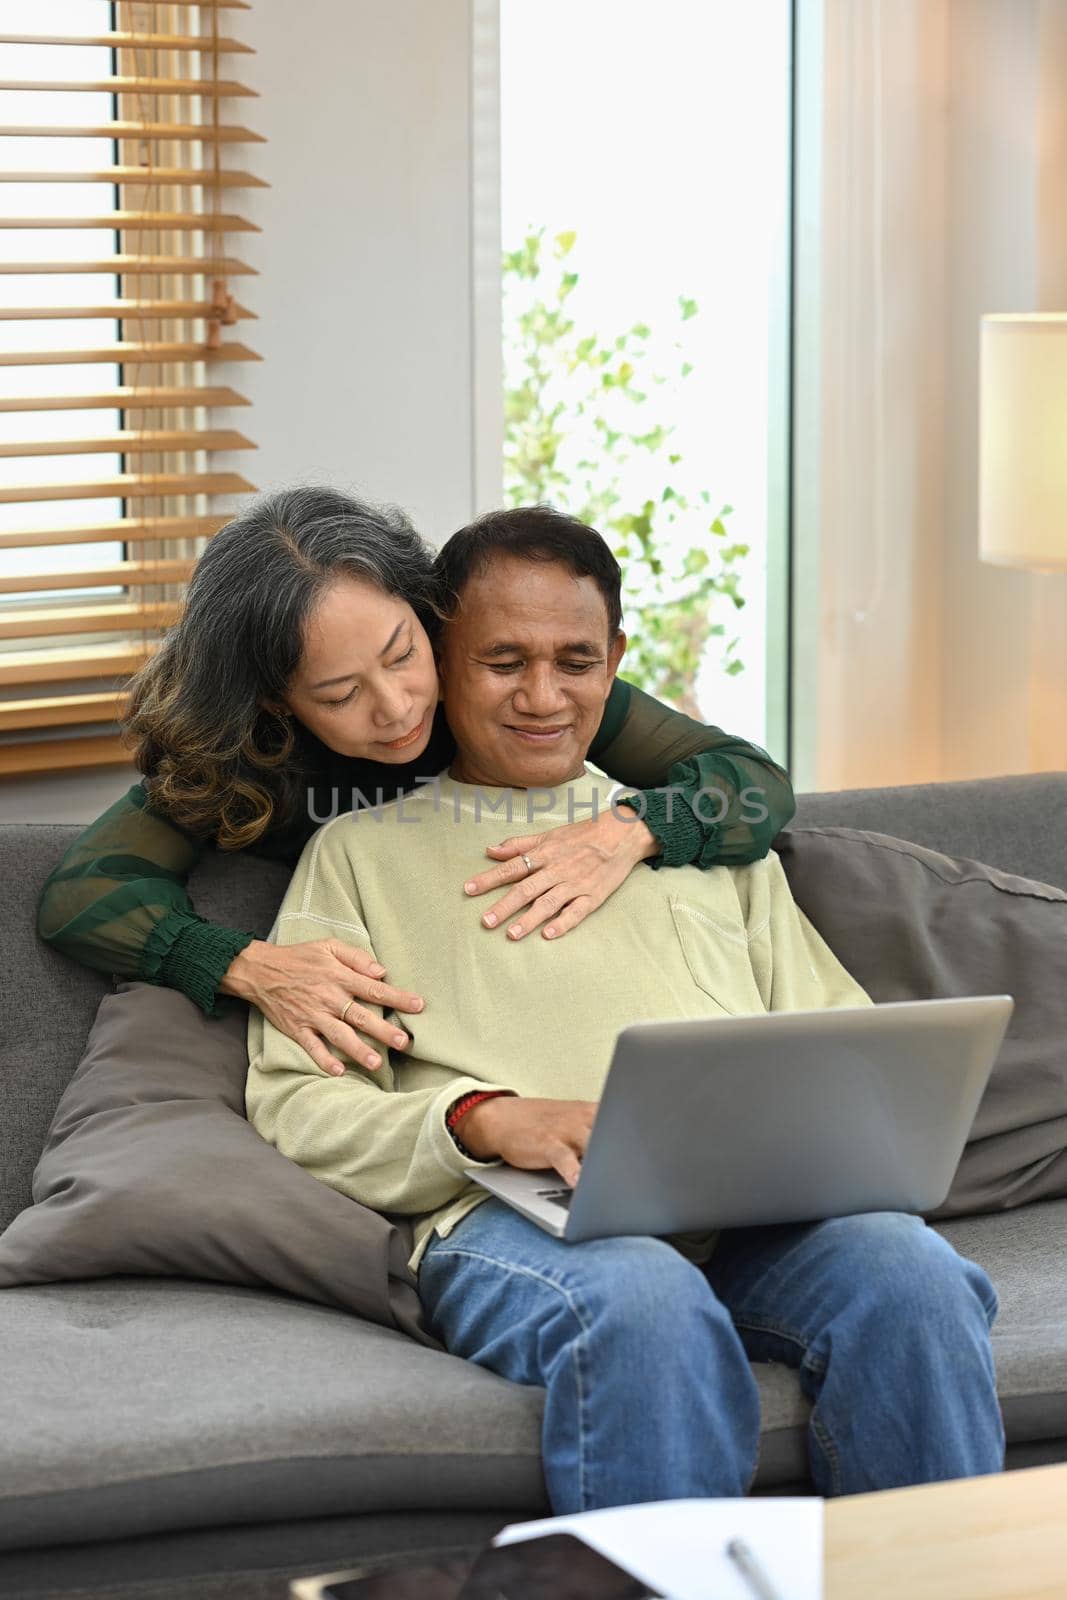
[276,576,439,763]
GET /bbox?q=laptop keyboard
[537,1187,574,1211]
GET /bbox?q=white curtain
[793,0,1067,792]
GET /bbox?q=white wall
[214,0,490,549]
[0,765,142,826]
[0,0,493,825]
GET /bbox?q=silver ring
[340,998,355,1024]
[520,853,535,874]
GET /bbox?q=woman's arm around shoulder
[591,677,797,868]
[35,779,258,1017]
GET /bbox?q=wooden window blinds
[0,0,262,778]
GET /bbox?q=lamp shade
[979,314,1067,572]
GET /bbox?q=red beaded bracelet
[446,1089,508,1131]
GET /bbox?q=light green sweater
[246,771,872,1276]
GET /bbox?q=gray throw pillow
[0,981,442,1349]
[775,825,1067,1218]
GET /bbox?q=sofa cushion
[2,1198,1065,1552]
[937,1200,1067,1444]
[776,826,1067,1217]
[0,983,439,1350]
[0,1277,547,1554]
[787,771,1067,895]
[1,824,296,1237]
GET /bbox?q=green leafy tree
[502,227,748,718]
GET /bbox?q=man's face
[437,553,626,789]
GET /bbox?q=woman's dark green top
[36,679,795,1019]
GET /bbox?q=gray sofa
[3,772,1066,1600]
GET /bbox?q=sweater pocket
[668,894,769,1017]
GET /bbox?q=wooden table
[294,1463,1067,1599]
[824,1462,1067,1600]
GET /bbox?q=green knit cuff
[139,910,257,1019]
[616,787,722,870]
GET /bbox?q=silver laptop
[465,995,1014,1241]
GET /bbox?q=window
[499,0,792,760]
[0,0,261,776]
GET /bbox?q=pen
[726,1537,785,1600]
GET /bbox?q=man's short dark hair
[433,505,623,637]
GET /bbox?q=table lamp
[980,313,1067,572]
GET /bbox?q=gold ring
[521,853,535,874]
[340,998,355,1024]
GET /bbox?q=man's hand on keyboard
[456,1095,597,1188]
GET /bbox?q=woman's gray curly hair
[122,486,440,850]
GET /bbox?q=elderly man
[247,506,1003,1514]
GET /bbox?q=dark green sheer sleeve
[589,678,796,867]
[35,783,259,1019]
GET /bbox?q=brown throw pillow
[0,981,441,1348]
[775,826,1067,1218]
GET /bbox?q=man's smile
[504,724,572,744]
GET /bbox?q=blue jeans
[417,1199,1003,1513]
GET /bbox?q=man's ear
[606,629,627,685]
